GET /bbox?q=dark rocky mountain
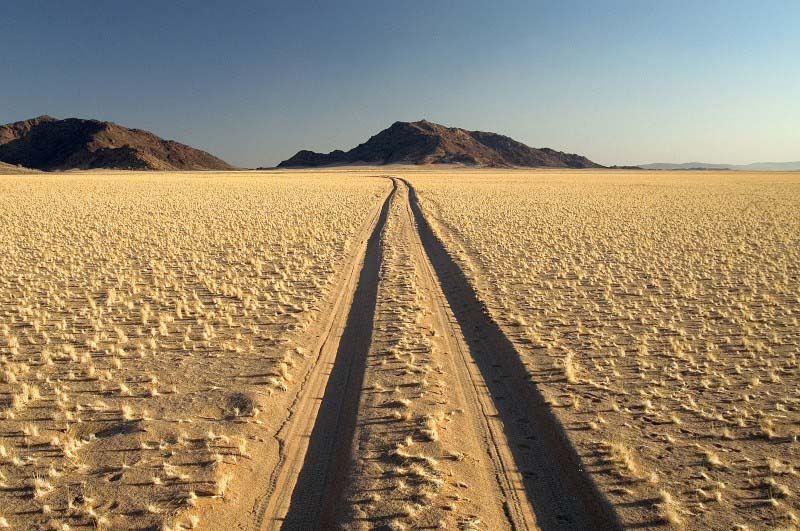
[0,115,235,171]
[278,120,601,168]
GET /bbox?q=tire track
[336,178,513,530]
[399,182,537,530]
[248,179,396,531]
[248,176,620,531]
[401,177,621,531]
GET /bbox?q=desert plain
[0,167,798,531]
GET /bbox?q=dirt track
[246,177,618,530]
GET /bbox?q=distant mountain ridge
[0,115,235,171]
[278,120,601,168]
[641,161,800,171]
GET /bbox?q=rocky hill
[279,120,601,168]
[0,115,235,171]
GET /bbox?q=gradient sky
[2,1,798,167]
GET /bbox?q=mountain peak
[278,120,601,169]
[389,119,435,131]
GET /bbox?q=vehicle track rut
[335,179,516,530]
[249,177,619,531]
[247,179,396,531]
[402,177,621,531]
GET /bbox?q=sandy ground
[1,167,798,531]
[0,171,388,530]
[407,169,800,530]
[0,162,39,174]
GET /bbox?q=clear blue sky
[2,1,798,167]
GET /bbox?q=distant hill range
[640,161,800,171]
[278,120,601,169]
[0,115,235,171]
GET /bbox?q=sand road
[245,177,618,531]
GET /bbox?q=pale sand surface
[1,168,798,531]
[407,168,800,530]
[0,171,388,530]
